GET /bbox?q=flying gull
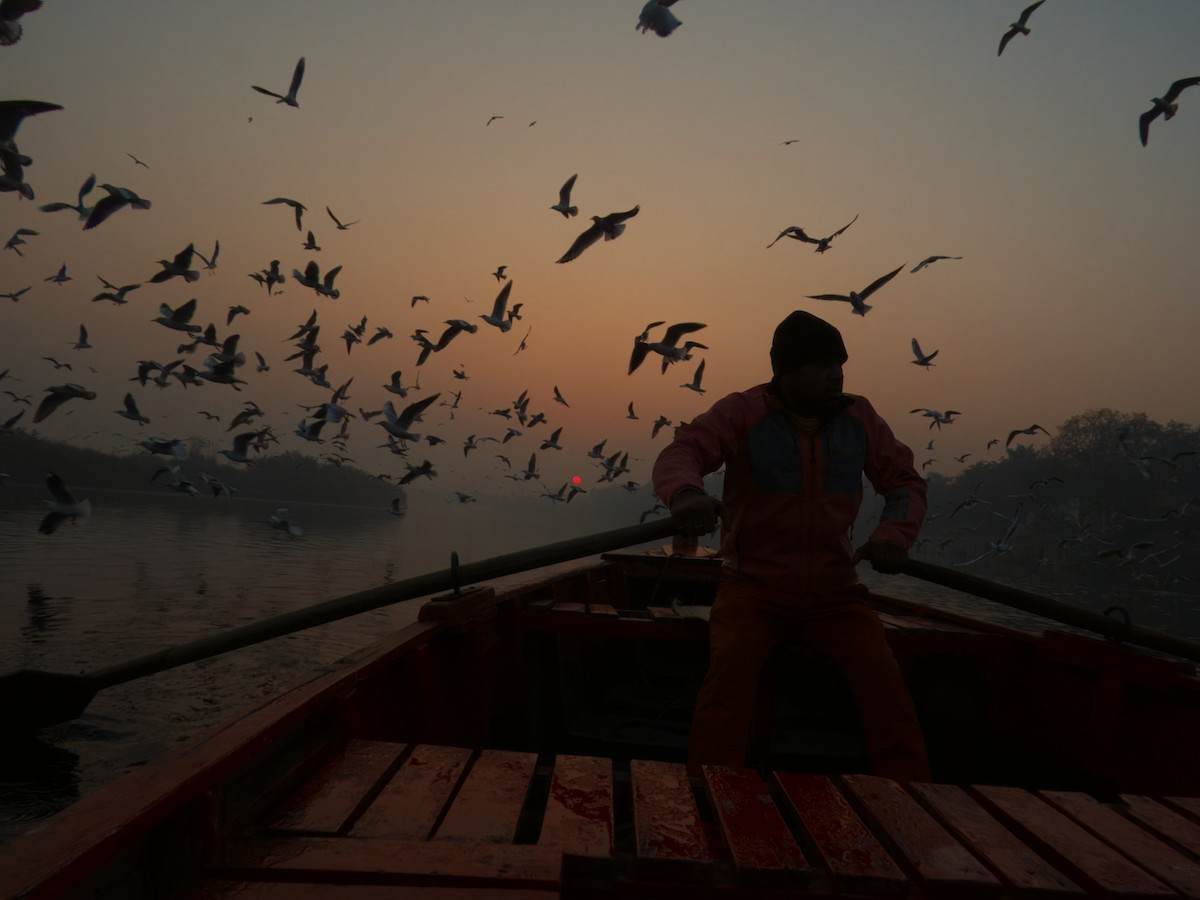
[1006,424,1051,448]
[1139,76,1200,146]
[34,383,97,422]
[149,244,200,283]
[910,255,962,273]
[39,472,91,535]
[252,57,305,107]
[0,0,43,46]
[292,260,342,299]
[479,280,515,331]
[910,338,938,369]
[550,173,578,218]
[767,214,858,253]
[997,1,1045,57]
[681,358,706,393]
[326,206,359,230]
[629,321,706,374]
[556,206,640,264]
[807,263,905,316]
[379,393,441,442]
[637,0,681,37]
[263,197,307,230]
[83,184,152,230]
[4,227,37,255]
[38,172,96,220]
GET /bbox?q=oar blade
[0,670,98,731]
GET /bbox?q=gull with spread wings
[556,206,639,264]
[84,184,151,230]
[550,173,578,218]
[807,264,905,317]
[1139,76,1200,146]
[910,338,938,369]
[767,214,858,253]
[629,321,707,375]
[378,393,441,443]
[997,1,1045,57]
[252,57,305,107]
[39,472,91,535]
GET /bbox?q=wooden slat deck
[191,741,1200,898]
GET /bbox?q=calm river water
[1,484,1197,841]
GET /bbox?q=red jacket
[652,385,926,593]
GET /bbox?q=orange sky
[3,2,1199,503]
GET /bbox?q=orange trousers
[688,577,931,782]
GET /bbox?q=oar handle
[900,558,1200,665]
[86,518,679,689]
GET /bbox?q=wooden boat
[3,525,1200,899]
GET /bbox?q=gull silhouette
[480,281,515,331]
[767,214,858,253]
[681,358,706,393]
[630,321,707,375]
[910,255,962,273]
[556,206,640,264]
[637,0,681,37]
[807,264,905,316]
[252,57,305,107]
[263,197,307,230]
[910,337,938,369]
[0,0,43,47]
[149,244,200,283]
[34,383,96,423]
[551,173,578,218]
[38,172,96,220]
[1006,424,1051,448]
[84,184,151,230]
[326,206,359,230]
[997,1,1045,57]
[1139,76,1200,146]
[40,472,91,535]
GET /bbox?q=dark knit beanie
[770,311,847,377]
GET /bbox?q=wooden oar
[901,558,1200,665]
[1,519,678,731]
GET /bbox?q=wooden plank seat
[843,773,1002,897]
[974,784,1178,897]
[262,739,409,835]
[630,758,715,878]
[352,744,474,840]
[433,748,539,842]
[1118,793,1200,860]
[201,744,1200,898]
[702,765,815,887]
[772,770,908,895]
[910,782,1085,897]
[1041,790,1200,897]
[538,753,614,863]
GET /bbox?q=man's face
[778,359,844,414]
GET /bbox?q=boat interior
[9,549,1200,899]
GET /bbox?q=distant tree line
[899,409,1198,589]
[0,430,401,508]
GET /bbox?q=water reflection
[22,585,71,643]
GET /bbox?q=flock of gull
[1,4,1197,583]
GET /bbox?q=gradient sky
[3,1,1199,501]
